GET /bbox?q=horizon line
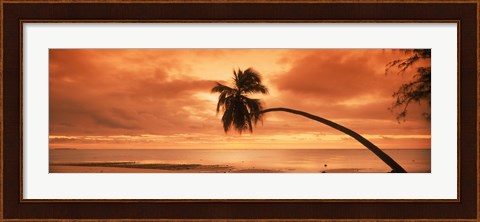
[50,147,432,150]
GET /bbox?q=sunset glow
[49,49,431,149]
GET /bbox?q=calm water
[50,149,430,173]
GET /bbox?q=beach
[49,162,282,173]
[49,149,431,173]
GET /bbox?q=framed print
[1,0,478,221]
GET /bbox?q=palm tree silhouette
[212,68,407,173]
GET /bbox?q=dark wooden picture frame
[1,1,478,221]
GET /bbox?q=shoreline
[48,161,409,173]
[49,149,431,173]
[49,162,284,173]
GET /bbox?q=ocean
[49,149,430,173]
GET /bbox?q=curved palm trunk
[258,107,407,173]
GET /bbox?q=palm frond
[244,68,262,82]
[221,99,234,132]
[242,84,269,95]
[243,96,264,124]
[234,68,245,89]
[216,93,233,113]
[211,82,236,94]
[212,68,269,134]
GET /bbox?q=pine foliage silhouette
[386,49,431,121]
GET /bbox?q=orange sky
[49,49,431,149]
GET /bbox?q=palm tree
[212,68,407,173]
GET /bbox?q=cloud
[49,49,220,136]
[261,49,431,134]
[89,112,139,130]
[272,50,406,101]
[49,49,431,149]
